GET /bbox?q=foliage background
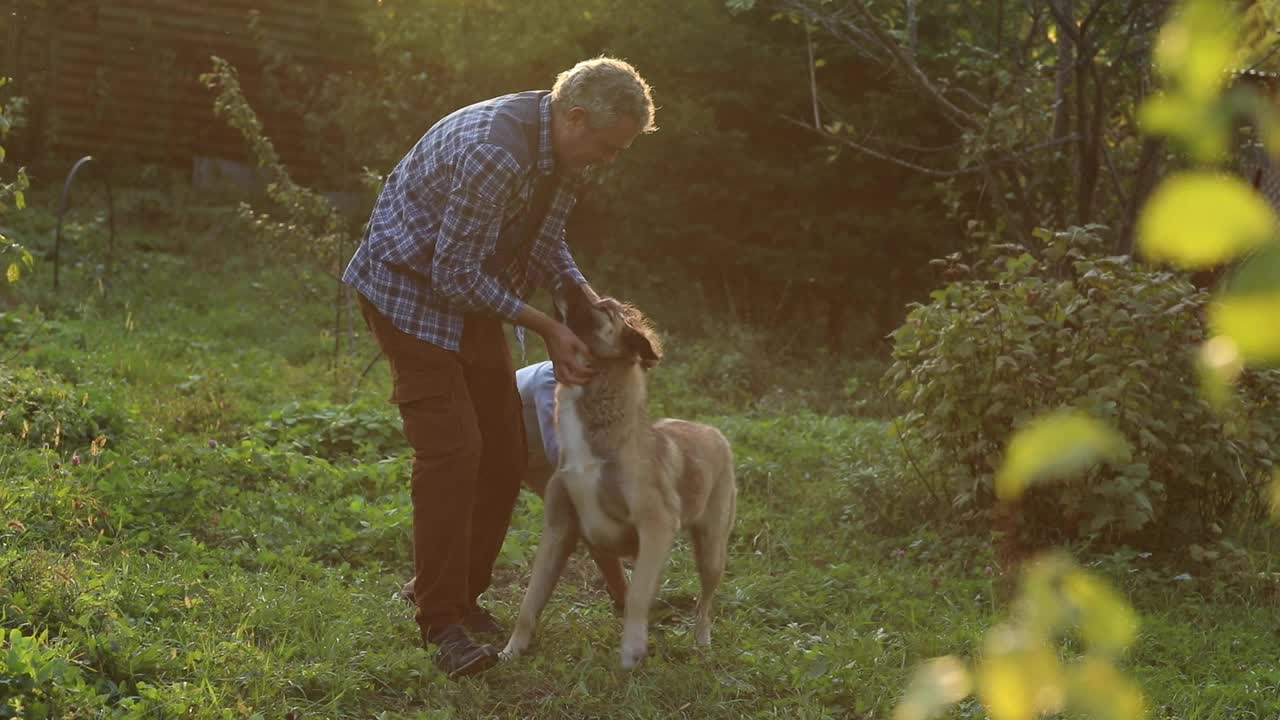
[4,0,1280,717]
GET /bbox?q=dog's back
[653,419,735,529]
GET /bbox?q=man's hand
[516,304,596,385]
[543,322,596,385]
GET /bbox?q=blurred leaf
[1197,336,1244,411]
[1140,0,1250,160]
[14,191,24,210]
[1137,172,1276,269]
[895,656,972,720]
[5,263,17,284]
[1018,553,1075,637]
[1221,243,1280,296]
[1137,94,1230,161]
[1068,657,1146,720]
[1208,292,1280,363]
[978,632,1066,720]
[1154,0,1241,100]
[1061,570,1140,655]
[996,411,1130,500]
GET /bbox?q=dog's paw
[499,638,526,661]
[619,643,648,670]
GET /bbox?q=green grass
[1,199,1278,718]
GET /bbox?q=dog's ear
[624,325,660,366]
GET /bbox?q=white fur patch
[555,385,597,473]
[555,385,630,546]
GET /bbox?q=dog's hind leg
[501,475,580,660]
[691,521,728,649]
[619,515,677,670]
[585,545,628,613]
[693,466,736,648]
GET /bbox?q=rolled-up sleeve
[430,143,527,321]
[546,238,587,290]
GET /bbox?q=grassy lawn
[1,199,1277,718]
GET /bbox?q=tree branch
[785,0,984,129]
[805,21,821,128]
[783,114,1080,177]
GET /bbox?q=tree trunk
[1117,136,1165,255]
[1074,60,1103,223]
[1050,0,1076,225]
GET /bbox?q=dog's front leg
[501,474,580,661]
[619,515,677,670]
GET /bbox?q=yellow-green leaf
[1061,570,1140,655]
[1197,336,1244,411]
[1154,0,1241,100]
[13,191,23,211]
[1137,93,1230,162]
[1208,292,1280,362]
[1017,553,1076,637]
[5,263,18,284]
[978,635,1065,720]
[1068,657,1146,720]
[1137,172,1275,269]
[0,145,6,163]
[895,656,972,720]
[996,411,1129,500]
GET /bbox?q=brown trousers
[357,294,526,639]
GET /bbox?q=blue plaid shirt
[343,91,587,351]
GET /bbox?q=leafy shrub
[0,628,79,719]
[0,365,122,454]
[248,400,404,462]
[886,226,1280,546]
[1,77,32,286]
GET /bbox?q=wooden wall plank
[14,0,370,180]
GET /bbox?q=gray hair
[551,56,657,133]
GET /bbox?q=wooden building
[2,1,367,180]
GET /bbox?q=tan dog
[399,469,629,612]
[501,283,737,669]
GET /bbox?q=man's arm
[431,144,595,384]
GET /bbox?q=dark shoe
[463,604,505,639]
[426,624,497,679]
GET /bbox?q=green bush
[248,400,404,462]
[0,364,122,455]
[886,227,1280,546]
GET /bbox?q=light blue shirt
[516,360,558,471]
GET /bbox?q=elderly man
[344,57,655,679]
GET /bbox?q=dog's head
[554,283,662,368]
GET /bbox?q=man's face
[555,107,643,175]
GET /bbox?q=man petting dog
[398,359,630,612]
[343,57,656,679]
